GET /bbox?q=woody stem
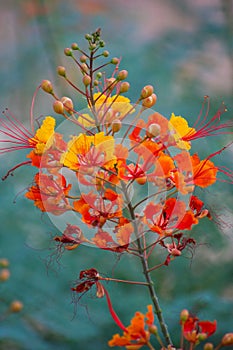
[121,181,172,346]
[99,276,150,286]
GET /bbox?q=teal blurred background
[0,1,233,349]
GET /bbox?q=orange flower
[108,305,155,349]
[174,152,218,188]
[144,198,198,236]
[25,173,72,214]
[73,190,123,228]
[191,154,218,188]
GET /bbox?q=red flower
[144,198,198,236]
[183,316,217,344]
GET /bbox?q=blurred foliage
[0,0,233,349]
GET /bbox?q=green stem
[121,181,172,346]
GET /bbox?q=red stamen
[0,109,35,154]
[2,160,31,181]
[103,286,128,333]
[183,98,232,142]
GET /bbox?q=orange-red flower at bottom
[108,305,155,349]
[182,315,217,344]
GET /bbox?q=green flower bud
[99,40,105,47]
[61,96,74,113]
[80,54,88,63]
[53,100,64,115]
[142,93,157,108]
[96,72,102,79]
[85,33,92,41]
[119,82,130,93]
[0,258,9,267]
[180,309,189,322]
[80,63,89,74]
[41,80,53,94]
[117,70,128,81]
[83,75,91,86]
[140,85,154,99]
[204,343,214,350]
[89,43,96,51]
[64,48,72,56]
[103,50,109,57]
[93,80,99,86]
[71,42,79,50]
[106,78,116,91]
[111,57,119,65]
[57,66,66,77]
[111,119,122,133]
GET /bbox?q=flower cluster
[1,29,232,349]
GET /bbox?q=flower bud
[0,258,9,267]
[146,123,161,138]
[142,93,157,108]
[10,300,23,313]
[103,50,109,57]
[148,325,158,335]
[0,268,10,281]
[94,80,99,86]
[71,42,79,50]
[41,80,53,94]
[89,43,96,51]
[61,97,74,113]
[53,100,64,115]
[64,48,72,56]
[85,33,92,41]
[80,63,89,74]
[96,72,102,79]
[204,343,214,350]
[57,66,66,77]
[180,309,189,322]
[83,75,91,86]
[120,82,130,93]
[111,119,122,133]
[136,176,147,185]
[99,40,105,47]
[111,57,119,65]
[221,333,233,346]
[140,85,154,99]
[106,78,116,91]
[198,333,207,341]
[80,54,88,63]
[117,70,128,81]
